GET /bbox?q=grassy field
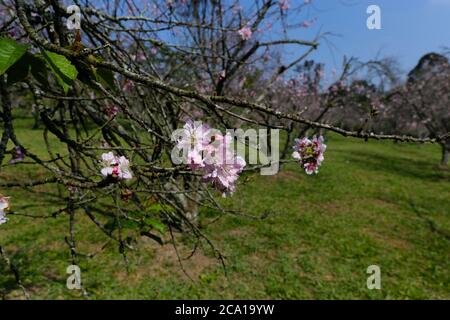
[0,116,449,300]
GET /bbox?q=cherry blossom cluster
[292,136,327,175]
[105,105,120,118]
[279,0,290,10]
[100,152,133,180]
[238,27,252,41]
[9,146,25,164]
[174,121,246,197]
[0,195,10,225]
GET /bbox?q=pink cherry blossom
[218,70,226,81]
[238,27,252,41]
[187,149,205,170]
[292,135,327,175]
[300,18,317,28]
[106,105,120,118]
[101,152,117,176]
[122,79,135,92]
[134,51,146,62]
[9,146,25,164]
[279,0,290,10]
[175,120,211,155]
[202,155,246,197]
[202,133,246,197]
[176,122,246,197]
[116,156,133,180]
[100,152,133,180]
[0,195,10,225]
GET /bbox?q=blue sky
[276,0,450,75]
[85,0,449,77]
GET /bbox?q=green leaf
[84,54,116,91]
[143,217,167,234]
[0,38,29,75]
[95,66,116,90]
[103,218,117,233]
[29,55,49,87]
[6,54,30,85]
[103,217,140,232]
[146,202,174,214]
[7,53,50,86]
[42,50,78,94]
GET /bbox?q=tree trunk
[166,179,200,226]
[441,143,449,166]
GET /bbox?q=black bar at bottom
[0,300,445,319]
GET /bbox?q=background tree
[382,53,450,165]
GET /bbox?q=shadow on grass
[338,149,449,182]
[0,250,32,299]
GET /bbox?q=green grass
[0,116,449,299]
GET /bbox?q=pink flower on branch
[0,195,11,225]
[218,70,226,81]
[292,136,327,175]
[132,50,146,62]
[201,133,246,197]
[174,122,246,197]
[100,152,133,180]
[122,79,135,92]
[106,105,120,118]
[300,18,317,28]
[279,0,290,10]
[238,27,252,41]
[9,146,25,164]
[175,120,211,157]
